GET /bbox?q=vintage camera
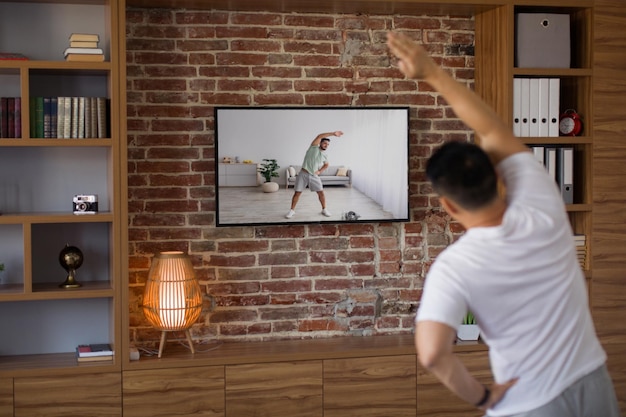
[73,194,98,214]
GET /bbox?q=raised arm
[310,130,343,146]
[387,32,527,164]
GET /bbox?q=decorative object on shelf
[222,156,233,163]
[58,244,84,288]
[457,311,480,341]
[559,109,583,136]
[64,33,104,62]
[258,158,280,193]
[142,251,203,358]
[515,13,571,69]
[0,52,28,60]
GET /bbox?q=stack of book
[574,234,587,270]
[0,97,21,138]
[64,33,104,62]
[76,343,114,362]
[29,96,108,139]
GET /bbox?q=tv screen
[215,107,410,226]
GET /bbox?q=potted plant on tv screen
[457,311,480,341]
[258,159,280,193]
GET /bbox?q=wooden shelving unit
[0,0,123,388]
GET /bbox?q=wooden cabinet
[0,0,123,376]
[226,361,323,417]
[13,373,122,417]
[475,2,594,278]
[324,355,416,417]
[218,163,259,186]
[417,350,491,417]
[123,366,225,417]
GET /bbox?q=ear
[439,196,459,216]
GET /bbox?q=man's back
[418,151,606,415]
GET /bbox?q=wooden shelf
[0,351,118,378]
[0,212,114,224]
[125,334,487,371]
[0,138,112,146]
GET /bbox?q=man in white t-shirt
[387,32,621,416]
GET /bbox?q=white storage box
[515,13,571,68]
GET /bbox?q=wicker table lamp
[142,251,202,358]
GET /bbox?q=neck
[463,198,506,229]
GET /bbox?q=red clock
[559,109,583,136]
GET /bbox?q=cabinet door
[123,366,225,417]
[14,373,121,417]
[225,361,323,417]
[0,378,12,416]
[417,350,491,417]
[324,355,417,417]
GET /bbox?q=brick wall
[125,7,474,346]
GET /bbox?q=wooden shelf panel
[0,139,112,146]
[0,281,114,301]
[521,136,592,145]
[0,60,111,71]
[513,68,592,76]
[0,212,114,224]
[0,351,118,378]
[124,334,488,371]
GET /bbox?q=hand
[387,32,438,80]
[334,131,343,137]
[479,378,518,411]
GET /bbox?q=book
[31,97,44,138]
[90,97,98,138]
[49,97,57,139]
[0,52,28,60]
[13,97,21,138]
[76,343,113,357]
[71,97,79,138]
[96,97,107,138]
[0,97,7,138]
[43,97,52,138]
[69,33,100,42]
[77,354,113,363]
[62,96,72,139]
[78,96,86,138]
[65,53,105,62]
[63,47,104,56]
[70,41,99,48]
[7,98,15,138]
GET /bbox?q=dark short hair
[426,141,498,210]
[320,138,331,143]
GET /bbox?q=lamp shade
[142,251,202,332]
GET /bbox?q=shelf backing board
[0,297,112,356]
[0,2,110,62]
[0,147,111,213]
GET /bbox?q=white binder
[557,147,574,204]
[513,78,522,136]
[538,78,550,137]
[532,146,545,165]
[529,78,540,137]
[544,147,557,183]
[548,78,560,137]
[520,78,530,137]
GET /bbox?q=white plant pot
[457,324,480,341]
[261,182,279,193]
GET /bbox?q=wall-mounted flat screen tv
[215,107,410,227]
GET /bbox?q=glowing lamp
[142,251,202,358]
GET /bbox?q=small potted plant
[258,158,280,193]
[0,263,4,284]
[457,311,480,341]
